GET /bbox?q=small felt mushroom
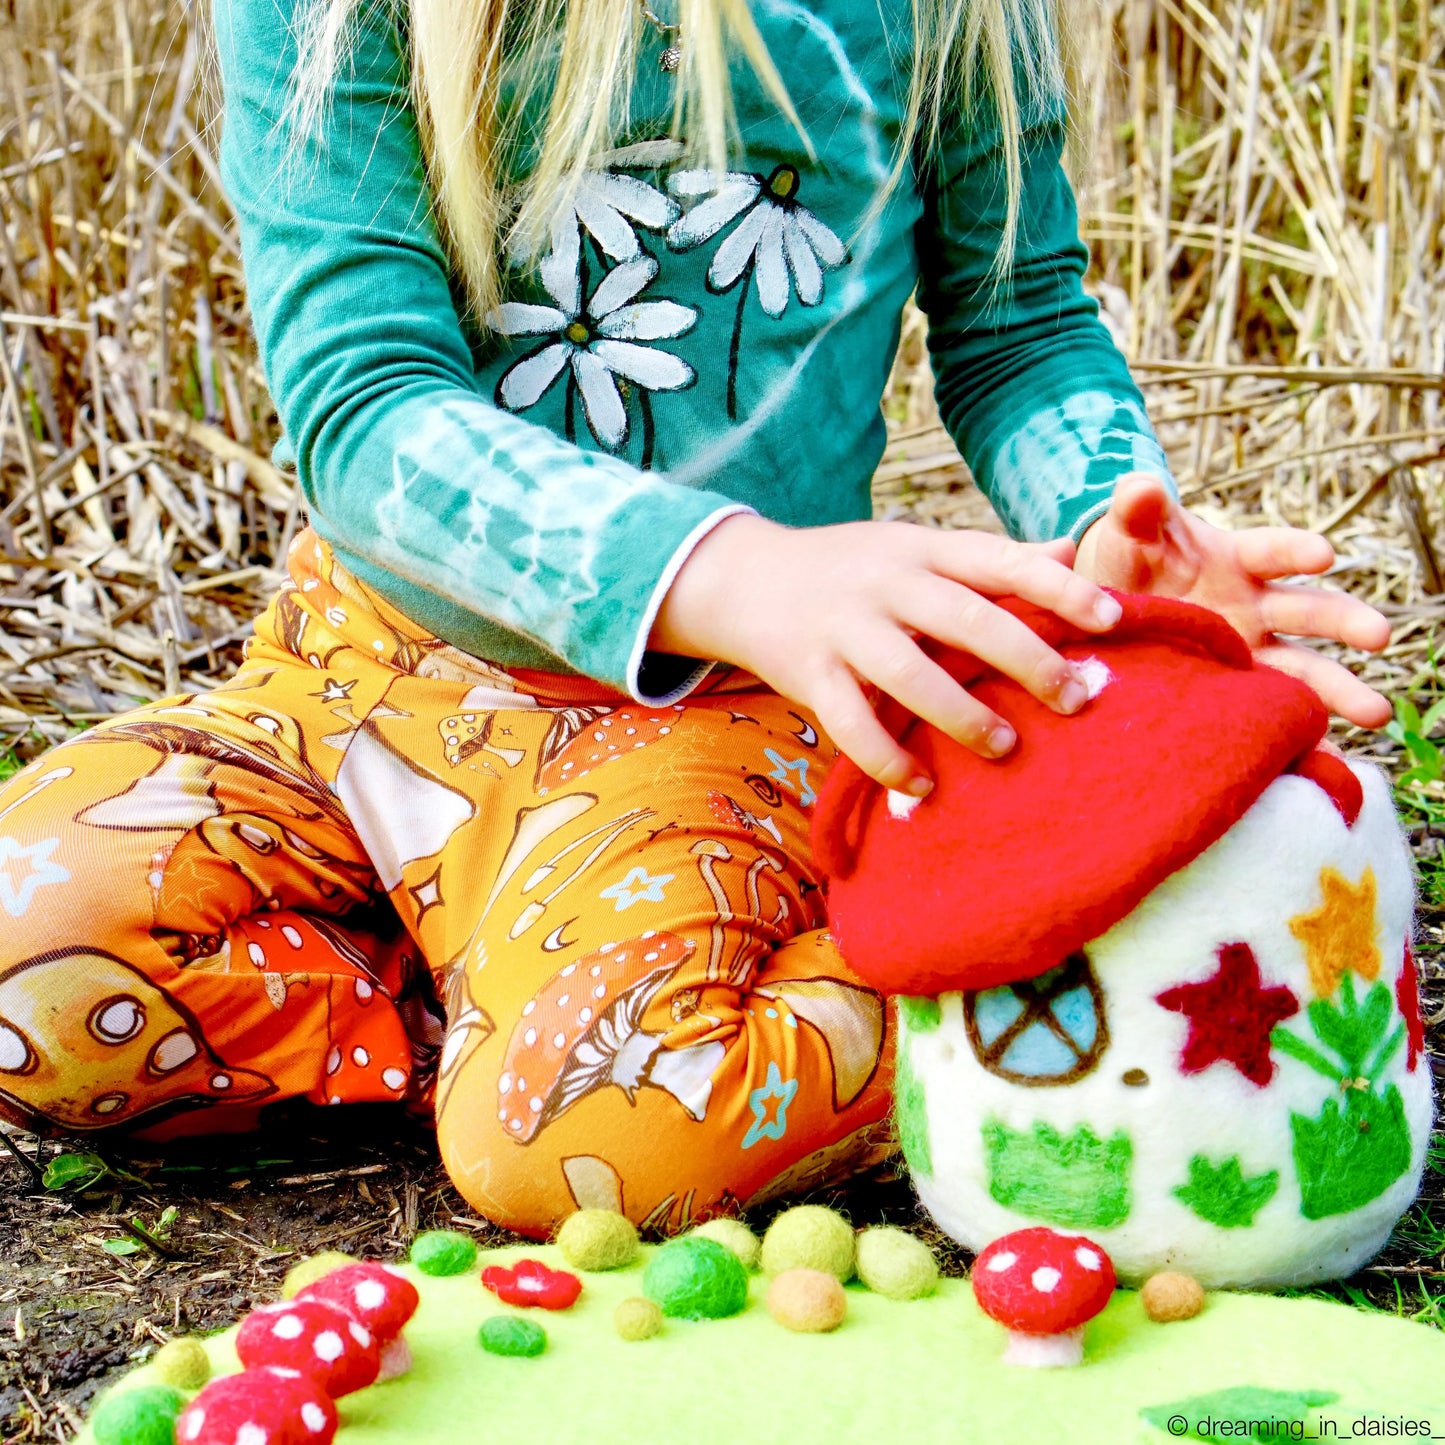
[971,1228,1116,1367]
[236,1298,380,1398]
[297,1263,420,1381]
[175,1367,338,1445]
[497,932,695,1141]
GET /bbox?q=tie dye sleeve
[915,106,1175,543]
[212,0,748,702]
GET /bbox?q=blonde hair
[293,0,1064,319]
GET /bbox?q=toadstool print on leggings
[0,950,276,1130]
[813,592,1435,1289]
[497,933,725,1142]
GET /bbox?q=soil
[2,780,1442,1443]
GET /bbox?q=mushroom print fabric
[817,595,1433,1288]
[0,531,891,1229]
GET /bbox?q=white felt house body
[895,762,1434,1288]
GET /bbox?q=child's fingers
[925,532,1122,633]
[845,625,1020,760]
[1254,641,1393,729]
[888,576,1092,716]
[1258,584,1392,651]
[806,666,928,794]
[1233,526,1335,580]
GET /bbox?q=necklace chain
[637,0,682,72]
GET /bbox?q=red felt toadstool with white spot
[971,1228,1116,1367]
[176,1366,338,1445]
[236,1298,380,1397]
[297,1264,419,1381]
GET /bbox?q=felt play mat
[78,1242,1445,1445]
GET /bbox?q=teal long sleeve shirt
[214,0,1172,702]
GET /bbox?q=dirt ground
[2,797,1442,1443]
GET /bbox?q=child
[0,0,1389,1236]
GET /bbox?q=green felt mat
[81,1244,1445,1444]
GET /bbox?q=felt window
[963,952,1108,1086]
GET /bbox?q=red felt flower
[480,1258,582,1310]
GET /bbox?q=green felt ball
[91,1384,184,1445]
[281,1249,356,1298]
[411,1230,478,1277]
[150,1336,211,1391]
[613,1296,664,1341]
[556,1209,640,1272]
[760,1205,856,1282]
[690,1218,761,1270]
[479,1315,547,1357]
[855,1227,938,1300]
[642,1237,750,1320]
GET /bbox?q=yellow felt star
[1288,865,1381,997]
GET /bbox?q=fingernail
[907,776,933,799]
[987,725,1016,757]
[1094,595,1123,626]
[1059,678,1088,714]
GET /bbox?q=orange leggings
[0,532,892,1233]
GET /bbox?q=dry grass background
[0,0,1440,745]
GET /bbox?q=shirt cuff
[625,503,758,706]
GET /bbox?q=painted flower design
[666,164,848,317]
[489,252,697,453]
[480,1259,583,1310]
[515,140,684,270]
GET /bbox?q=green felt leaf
[42,1152,108,1191]
[1291,1085,1413,1219]
[983,1119,1131,1229]
[893,1041,932,1177]
[897,996,942,1033]
[1173,1154,1278,1228]
[1141,1386,1338,1442]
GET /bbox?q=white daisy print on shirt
[666,164,848,417]
[515,140,686,271]
[490,252,697,461]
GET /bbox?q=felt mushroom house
[813,592,1434,1288]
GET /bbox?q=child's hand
[1074,473,1392,727]
[651,513,1123,793]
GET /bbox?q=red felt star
[1155,942,1299,1087]
[1397,945,1425,1073]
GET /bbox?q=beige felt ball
[151,1336,210,1391]
[556,1209,640,1272]
[1141,1271,1207,1322]
[855,1226,938,1300]
[614,1296,664,1341]
[280,1250,357,1299]
[690,1218,762,1270]
[761,1205,856,1281]
[767,1268,848,1333]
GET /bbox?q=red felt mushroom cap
[176,1367,337,1445]
[812,592,1329,995]
[236,1299,379,1398]
[297,1264,419,1342]
[972,1228,1116,1336]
